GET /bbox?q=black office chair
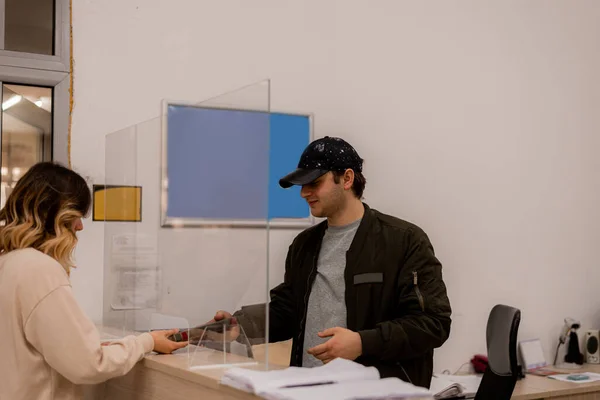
[474,304,521,400]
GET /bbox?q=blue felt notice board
[163,104,312,226]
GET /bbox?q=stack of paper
[221,358,380,395]
[221,358,434,398]
[429,374,481,399]
[263,377,432,400]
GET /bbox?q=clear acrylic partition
[102,81,271,371]
[102,122,173,342]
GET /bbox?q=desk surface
[87,344,292,400]
[88,341,433,400]
[511,364,600,399]
[102,354,600,400]
[93,330,600,400]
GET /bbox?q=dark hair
[0,162,91,272]
[333,169,367,199]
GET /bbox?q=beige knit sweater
[0,248,154,400]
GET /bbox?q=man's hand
[307,327,362,364]
[213,310,233,322]
[206,310,240,342]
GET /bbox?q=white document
[221,358,380,395]
[111,233,158,269]
[109,233,161,310]
[262,377,433,400]
[430,374,481,399]
[110,269,160,310]
[548,372,600,384]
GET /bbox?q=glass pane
[5,0,55,55]
[102,81,272,372]
[1,83,53,207]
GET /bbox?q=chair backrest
[474,304,521,400]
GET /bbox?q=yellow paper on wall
[93,185,142,222]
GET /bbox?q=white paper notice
[110,233,160,310]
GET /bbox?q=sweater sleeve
[24,285,154,385]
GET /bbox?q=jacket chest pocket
[352,272,384,328]
[353,272,384,285]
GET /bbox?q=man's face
[300,172,346,218]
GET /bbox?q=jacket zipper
[296,254,319,364]
[413,271,425,312]
[399,363,413,385]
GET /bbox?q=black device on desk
[165,317,236,344]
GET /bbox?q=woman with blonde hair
[0,162,187,400]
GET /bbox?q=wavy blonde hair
[0,162,91,274]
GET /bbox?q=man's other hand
[307,327,362,364]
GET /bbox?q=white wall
[71,0,600,373]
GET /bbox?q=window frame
[0,0,70,165]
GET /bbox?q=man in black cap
[212,136,451,388]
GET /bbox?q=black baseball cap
[279,136,363,188]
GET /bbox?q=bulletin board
[161,103,313,228]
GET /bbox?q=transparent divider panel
[102,125,142,340]
[103,80,271,369]
[162,80,271,369]
[188,318,257,370]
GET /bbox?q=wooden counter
[85,340,290,400]
[84,340,432,400]
[87,331,600,400]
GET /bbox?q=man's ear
[343,169,355,191]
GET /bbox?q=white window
[0,0,70,206]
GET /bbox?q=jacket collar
[348,202,374,256]
[314,202,374,254]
